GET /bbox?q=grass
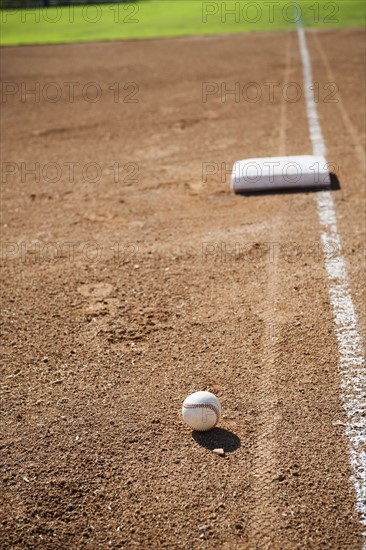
[0,1,365,46]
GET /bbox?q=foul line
[297,24,366,546]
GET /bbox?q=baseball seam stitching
[183,403,220,428]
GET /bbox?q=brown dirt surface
[1,27,365,548]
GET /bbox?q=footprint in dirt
[77,282,114,301]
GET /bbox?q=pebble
[212,448,225,456]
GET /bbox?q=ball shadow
[192,427,241,453]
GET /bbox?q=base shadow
[235,172,341,197]
[192,427,241,453]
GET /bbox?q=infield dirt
[1,27,365,548]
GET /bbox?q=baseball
[182,391,221,431]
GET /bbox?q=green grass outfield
[0,1,365,46]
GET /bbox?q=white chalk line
[297,23,366,546]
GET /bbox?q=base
[231,155,331,193]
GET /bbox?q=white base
[231,155,331,192]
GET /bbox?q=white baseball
[182,391,221,431]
